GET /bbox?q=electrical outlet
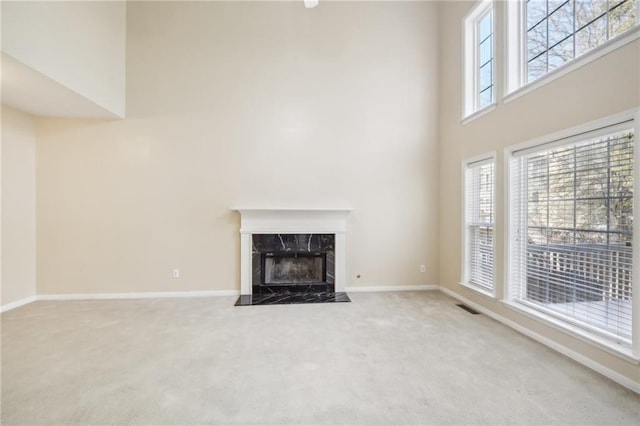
[420,264,426,273]
[172,269,180,279]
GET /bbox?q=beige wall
[1,1,126,117]
[1,106,37,306]
[439,2,639,388]
[36,1,440,295]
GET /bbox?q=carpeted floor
[1,291,639,424]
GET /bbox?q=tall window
[509,122,634,345]
[464,0,495,118]
[478,9,495,108]
[464,157,495,292]
[526,0,638,82]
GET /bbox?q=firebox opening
[262,253,327,285]
[251,233,336,295]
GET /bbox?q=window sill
[504,25,640,105]
[458,281,496,299]
[461,103,497,125]
[502,300,639,365]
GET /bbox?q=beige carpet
[2,291,639,425]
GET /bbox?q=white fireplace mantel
[234,208,352,295]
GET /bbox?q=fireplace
[235,208,351,305]
[252,234,335,294]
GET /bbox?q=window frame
[463,0,496,122]
[462,153,497,297]
[505,0,640,101]
[504,109,640,362]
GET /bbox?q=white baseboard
[346,284,439,292]
[439,286,640,395]
[15,286,436,305]
[2,287,438,305]
[36,290,240,301]
[1,295,37,313]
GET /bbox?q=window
[464,156,496,293]
[464,0,495,118]
[526,0,638,82]
[506,0,639,93]
[509,117,635,348]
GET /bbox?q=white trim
[503,139,515,303]
[504,0,524,97]
[440,287,640,395]
[235,208,352,295]
[632,109,640,357]
[463,0,495,120]
[240,227,346,235]
[463,151,498,167]
[235,208,352,234]
[459,281,496,299]
[36,290,240,301]
[461,150,497,296]
[2,291,243,311]
[504,109,639,361]
[461,103,496,125]
[0,295,37,313]
[345,284,439,293]
[5,286,438,303]
[504,7,640,104]
[462,153,497,292]
[511,120,635,157]
[503,300,638,364]
[505,109,638,158]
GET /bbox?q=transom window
[505,0,639,94]
[478,9,494,108]
[526,0,638,82]
[509,121,635,345]
[464,157,495,293]
[463,0,495,118]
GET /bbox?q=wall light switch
[420,264,426,273]
[172,269,180,279]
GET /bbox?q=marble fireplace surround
[236,209,351,295]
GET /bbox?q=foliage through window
[527,0,638,82]
[510,127,634,343]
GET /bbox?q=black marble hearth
[235,291,351,306]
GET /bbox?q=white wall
[35,1,440,295]
[1,106,36,307]
[1,1,126,117]
[438,1,640,391]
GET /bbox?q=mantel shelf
[234,208,353,213]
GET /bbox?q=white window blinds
[465,158,495,291]
[510,127,634,344]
